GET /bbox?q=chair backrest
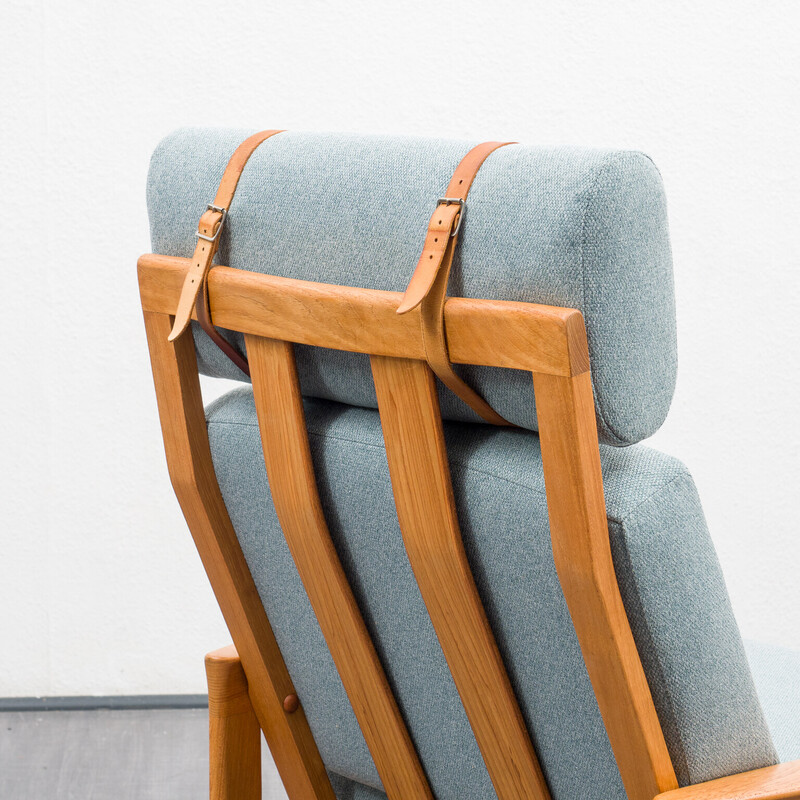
[139,252,675,800]
[141,130,777,800]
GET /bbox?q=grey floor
[0,709,290,799]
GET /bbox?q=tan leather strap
[167,130,285,361]
[398,141,515,425]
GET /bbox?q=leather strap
[167,130,285,371]
[398,141,515,425]
[195,278,251,377]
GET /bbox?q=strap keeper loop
[196,204,228,242]
[437,197,465,237]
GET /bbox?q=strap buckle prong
[195,203,228,242]
[438,197,465,237]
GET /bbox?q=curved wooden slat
[245,334,434,800]
[371,354,551,800]
[533,371,678,800]
[141,311,335,800]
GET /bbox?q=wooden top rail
[138,254,590,377]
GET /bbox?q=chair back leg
[206,645,262,800]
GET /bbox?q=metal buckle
[195,204,228,242]
[437,197,466,237]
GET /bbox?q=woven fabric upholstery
[329,774,387,800]
[205,388,776,800]
[745,641,800,763]
[147,128,677,446]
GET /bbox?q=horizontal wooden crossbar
[137,254,589,377]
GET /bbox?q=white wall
[2,0,798,696]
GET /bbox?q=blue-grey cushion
[328,773,387,800]
[745,641,800,763]
[148,128,677,446]
[205,388,776,800]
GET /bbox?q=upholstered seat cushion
[148,128,678,446]
[205,387,775,800]
[746,641,800,763]
[328,774,387,800]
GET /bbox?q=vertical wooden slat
[142,311,335,800]
[245,334,434,800]
[371,354,551,800]
[533,370,678,800]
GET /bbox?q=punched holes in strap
[168,205,227,342]
[167,130,285,370]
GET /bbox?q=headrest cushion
[147,128,677,445]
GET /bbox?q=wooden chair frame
[139,253,800,800]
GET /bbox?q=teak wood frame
[139,253,800,800]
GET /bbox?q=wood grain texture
[245,334,434,800]
[533,370,678,800]
[141,310,335,800]
[206,645,261,800]
[655,761,800,800]
[138,254,589,377]
[371,355,551,800]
